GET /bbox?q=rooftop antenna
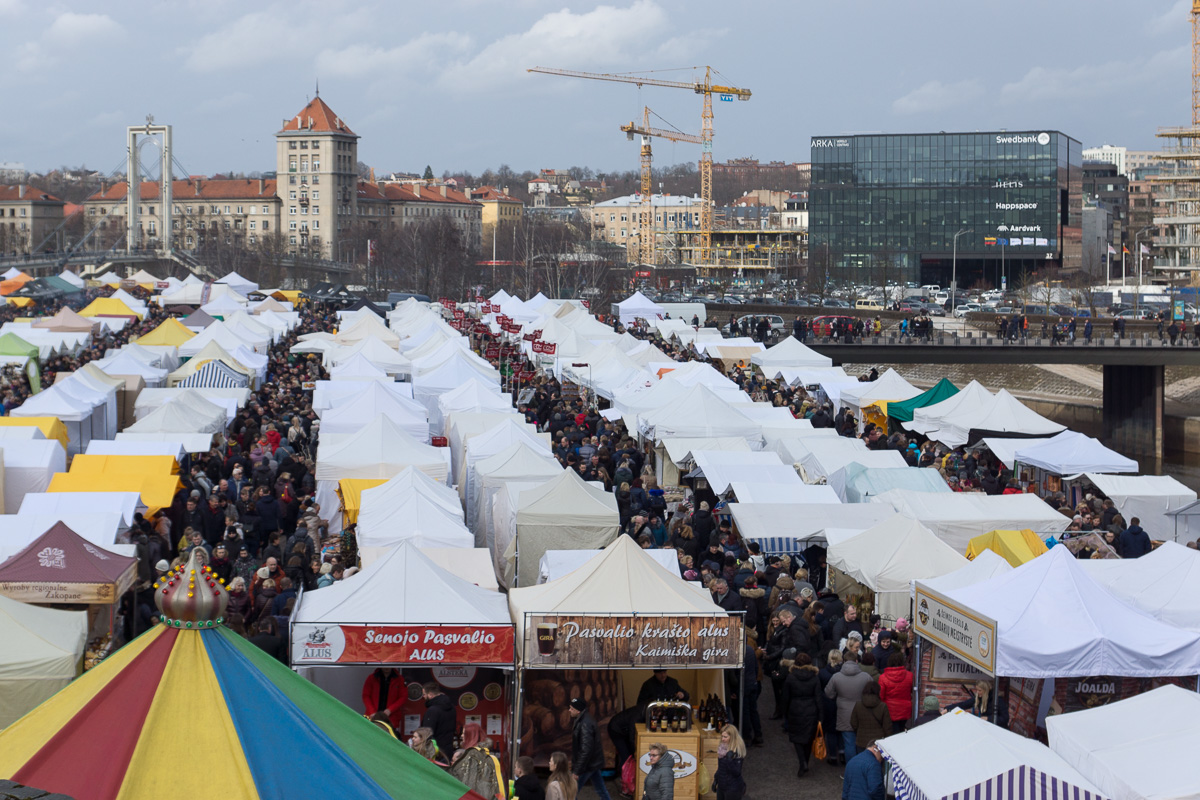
[315,78,320,98]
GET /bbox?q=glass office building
[809,131,1082,289]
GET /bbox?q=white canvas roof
[1047,684,1200,800]
[318,383,429,442]
[506,470,620,588]
[828,514,969,624]
[85,439,186,461]
[133,387,249,421]
[312,379,413,414]
[0,440,66,514]
[660,437,751,467]
[905,379,994,435]
[638,384,762,442]
[781,437,907,482]
[358,466,462,521]
[827,463,951,503]
[1012,431,1138,476]
[328,336,410,375]
[838,368,921,411]
[473,441,562,546]
[438,379,513,424]
[354,492,473,550]
[614,291,664,324]
[1084,473,1197,541]
[539,548,679,584]
[446,411,532,478]
[880,712,1104,800]
[690,450,788,495]
[924,388,1065,448]
[1079,541,1200,632]
[199,292,248,317]
[771,365,850,386]
[125,392,226,435]
[942,545,1200,677]
[870,489,1070,552]
[909,549,1013,597]
[19,492,140,527]
[458,419,552,530]
[973,436,1053,470]
[750,335,833,368]
[729,502,894,549]
[115,431,215,454]
[328,352,390,382]
[726,481,839,504]
[509,536,724,662]
[0,594,88,728]
[316,415,448,482]
[92,351,168,386]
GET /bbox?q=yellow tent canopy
[48,471,182,514]
[136,317,195,346]
[863,400,889,432]
[68,454,180,477]
[966,529,1049,567]
[272,290,302,304]
[338,478,389,525]
[0,416,69,452]
[5,297,34,308]
[78,297,142,320]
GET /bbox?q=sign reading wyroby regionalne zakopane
[291,624,515,665]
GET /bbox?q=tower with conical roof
[276,93,360,259]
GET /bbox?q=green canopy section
[886,377,958,423]
[0,332,41,393]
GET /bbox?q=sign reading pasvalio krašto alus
[526,614,743,668]
[913,582,997,676]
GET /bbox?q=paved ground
[580,681,844,800]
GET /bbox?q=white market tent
[726,481,839,504]
[318,383,430,442]
[1084,473,1197,542]
[539,548,679,584]
[501,469,620,589]
[357,466,462,524]
[689,451,791,495]
[92,350,169,387]
[1079,541,1200,632]
[0,513,130,564]
[879,712,1106,800]
[638,384,762,442]
[0,440,66,514]
[922,388,1066,448]
[413,355,502,432]
[749,335,832,369]
[0,594,88,728]
[354,491,473,551]
[356,547,499,592]
[316,415,448,482]
[771,365,850,387]
[437,379,514,435]
[115,431,215,454]
[904,379,994,435]
[909,549,1013,597]
[1012,431,1138,476]
[869,489,1070,552]
[124,392,226,436]
[19,492,141,527]
[728,502,894,554]
[780,437,907,482]
[614,291,664,326]
[445,411,530,478]
[85,439,186,461]
[972,436,1053,470]
[472,441,562,547]
[941,545,1200,677]
[458,419,553,530]
[508,536,725,663]
[657,436,751,485]
[1046,684,1200,800]
[838,368,922,415]
[328,352,390,382]
[827,463,951,504]
[312,379,413,414]
[828,514,970,624]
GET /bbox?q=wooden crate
[634,723,702,799]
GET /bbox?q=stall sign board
[1065,676,1121,712]
[913,582,996,676]
[928,645,991,683]
[525,614,743,668]
[0,580,121,604]
[291,623,514,665]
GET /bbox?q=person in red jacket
[877,652,914,732]
[362,667,405,727]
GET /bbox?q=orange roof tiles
[280,97,356,136]
[470,186,521,203]
[0,185,62,203]
[88,179,278,202]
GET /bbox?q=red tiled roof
[280,97,356,135]
[87,179,278,202]
[470,186,520,203]
[356,182,386,201]
[0,184,62,203]
[377,182,478,206]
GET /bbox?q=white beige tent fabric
[328,337,411,376]
[728,502,895,552]
[539,548,679,584]
[923,388,1065,448]
[750,335,833,369]
[726,481,839,504]
[1046,684,1200,800]
[473,441,562,548]
[869,489,1070,552]
[0,440,66,514]
[502,469,620,588]
[357,546,500,592]
[1079,541,1200,632]
[445,411,531,479]
[638,384,762,442]
[690,451,790,495]
[316,415,448,482]
[1084,473,1197,542]
[1012,431,1137,476]
[909,549,1013,597]
[509,536,725,663]
[780,437,907,482]
[458,419,553,529]
[0,594,88,728]
[354,491,473,550]
[357,466,462,529]
[125,392,226,435]
[828,514,970,624]
[115,431,215,454]
[838,368,921,414]
[318,383,429,441]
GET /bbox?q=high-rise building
[276,95,359,259]
[809,130,1082,289]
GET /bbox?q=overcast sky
[0,0,1191,178]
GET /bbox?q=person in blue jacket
[842,744,885,800]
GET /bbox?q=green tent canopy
[886,377,958,423]
[0,332,39,359]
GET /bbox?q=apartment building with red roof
[0,184,64,255]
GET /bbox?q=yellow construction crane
[1193,0,1200,125]
[620,107,703,265]
[528,65,751,264]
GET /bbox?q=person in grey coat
[824,652,872,763]
[643,743,675,800]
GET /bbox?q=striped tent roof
[177,358,250,389]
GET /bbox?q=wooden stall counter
[634,722,702,800]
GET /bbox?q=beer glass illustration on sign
[536,622,558,660]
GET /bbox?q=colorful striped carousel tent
[0,549,485,800]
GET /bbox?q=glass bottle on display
[669,709,680,732]
[648,709,657,732]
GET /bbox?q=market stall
[0,593,88,727]
[509,535,743,796]
[1084,473,1197,542]
[292,542,516,759]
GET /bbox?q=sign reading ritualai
[526,614,743,668]
[913,582,997,676]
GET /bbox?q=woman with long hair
[546,751,577,800]
[713,723,747,800]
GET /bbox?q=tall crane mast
[1194,0,1200,126]
[620,107,703,266]
[528,66,751,264]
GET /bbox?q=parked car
[821,298,850,308]
[1116,308,1156,320]
[809,314,857,336]
[921,302,946,317]
[854,299,883,310]
[953,302,983,318]
[723,314,785,336]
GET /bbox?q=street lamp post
[952,228,973,313]
[1133,225,1154,314]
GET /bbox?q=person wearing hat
[568,698,610,800]
[636,669,689,708]
[911,695,944,728]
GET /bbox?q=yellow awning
[5,297,34,308]
[68,454,180,477]
[0,416,69,452]
[338,478,388,525]
[136,317,195,346]
[966,529,1049,567]
[78,296,142,320]
[48,471,183,514]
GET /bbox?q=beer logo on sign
[300,627,335,661]
[918,598,930,628]
[978,630,991,659]
[638,750,698,779]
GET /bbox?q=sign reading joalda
[526,614,744,668]
[913,582,997,676]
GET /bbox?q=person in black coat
[420,683,457,758]
[1118,517,1152,558]
[781,654,823,778]
[692,502,716,552]
[569,698,608,796]
[817,650,843,764]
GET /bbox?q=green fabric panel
[218,627,480,800]
[886,377,959,423]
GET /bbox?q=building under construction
[1150,1,1200,284]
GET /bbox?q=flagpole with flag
[1107,243,1115,285]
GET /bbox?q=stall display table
[634,722,701,800]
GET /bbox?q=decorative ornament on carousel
[155,548,229,628]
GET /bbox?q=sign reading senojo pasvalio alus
[525,614,743,668]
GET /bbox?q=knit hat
[775,575,795,591]
[569,697,587,711]
[799,587,814,599]
[256,567,270,580]
[922,696,940,713]
[895,617,909,632]
[154,559,170,573]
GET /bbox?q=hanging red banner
[291,623,515,665]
